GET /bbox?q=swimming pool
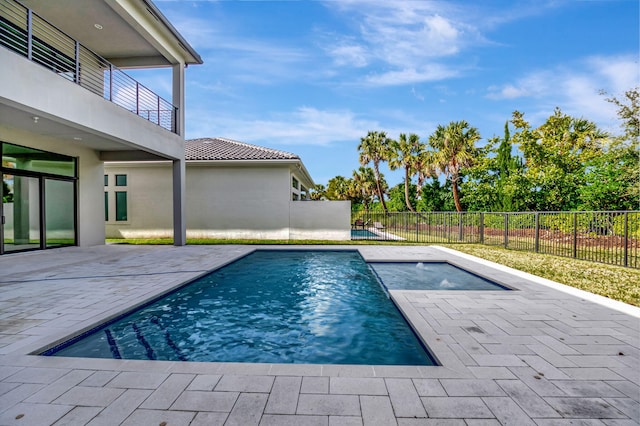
[351,229,379,239]
[369,262,510,291]
[44,250,435,365]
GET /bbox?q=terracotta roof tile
[185,137,299,161]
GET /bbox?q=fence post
[479,212,484,244]
[458,213,463,241]
[415,212,419,243]
[503,213,509,248]
[534,212,540,253]
[624,211,629,267]
[572,212,578,258]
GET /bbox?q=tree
[493,121,524,211]
[325,176,351,200]
[579,138,639,210]
[417,179,454,212]
[389,133,424,212]
[512,108,606,211]
[428,120,481,212]
[459,142,498,212]
[414,149,436,197]
[358,131,391,213]
[387,182,417,212]
[352,167,377,210]
[309,184,326,200]
[579,88,640,210]
[601,87,639,144]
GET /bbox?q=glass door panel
[45,179,75,248]
[2,174,40,252]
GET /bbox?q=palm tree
[358,131,391,213]
[428,120,481,212]
[325,176,351,200]
[352,166,377,210]
[389,133,424,212]
[415,149,436,199]
[309,184,326,200]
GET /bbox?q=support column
[172,159,186,246]
[172,62,186,246]
[172,63,186,137]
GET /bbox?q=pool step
[121,317,187,361]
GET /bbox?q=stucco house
[104,137,351,240]
[0,0,202,255]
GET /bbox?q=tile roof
[185,137,300,161]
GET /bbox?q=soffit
[18,0,201,66]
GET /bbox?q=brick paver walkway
[0,245,638,425]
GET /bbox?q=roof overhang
[19,0,202,67]
[105,158,316,187]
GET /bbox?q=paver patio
[0,244,638,425]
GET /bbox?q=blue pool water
[46,251,434,365]
[369,262,509,291]
[351,229,379,239]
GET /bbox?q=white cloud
[485,54,637,130]
[186,107,381,146]
[318,1,493,87]
[326,42,369,67]
[365,65,459,86]
[411,87,425,101]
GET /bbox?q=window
[292,193,299,201]
[115,174,127,186]
[115,191,127,221]
[2,142,76,177]
[105,174,128,222]
[292,176,299,189]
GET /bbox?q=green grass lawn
[439,244,640,307]
[107,238,640,307]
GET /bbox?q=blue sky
[142,0,638,186]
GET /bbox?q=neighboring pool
[351,229,379,239]
[369,262,510,291]
[44,251,435,365]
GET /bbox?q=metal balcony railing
[0,0,177,133]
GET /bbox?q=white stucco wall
[0,126,105,247]
[186,165,291,239]
[290,201,351,240]
[104,162,350,240]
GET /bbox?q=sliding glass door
[45,178,75,248]
[1,174,41,252]
[1,142,77,254]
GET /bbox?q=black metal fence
[351,211,640,269]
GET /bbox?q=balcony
[0,0,177,133]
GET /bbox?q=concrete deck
[0,244,638,425]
